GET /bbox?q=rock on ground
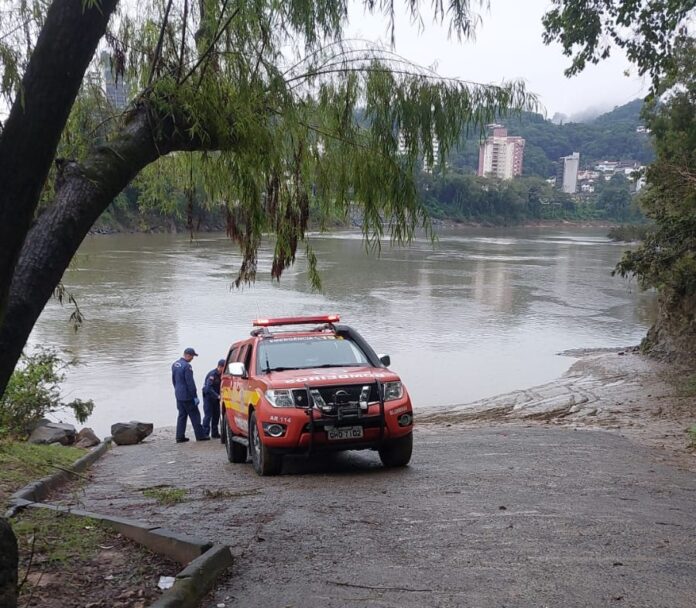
[110,422,153,446]
[75,428,101,449]
[27,422,76,445]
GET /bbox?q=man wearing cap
[202,359,226,439]
[171,348,209,443]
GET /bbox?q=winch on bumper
[257,382,413,454]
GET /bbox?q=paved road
[59,425,696,608]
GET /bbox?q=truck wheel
[219,409,226,444]
[378,432,413,468]
[224,418,247,464]
[249,411,282,476]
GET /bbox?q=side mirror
[229,362,246,378]
[378,354,391,367]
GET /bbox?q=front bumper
[258,398,413,454]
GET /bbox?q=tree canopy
[614,36,696,356]
[542,0,696,91]
[541,2,696,357]
[0,0,536,398]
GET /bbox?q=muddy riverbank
[419,348,696,471]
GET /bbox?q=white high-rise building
[101,51,128,109]
[558,152,580,194]
[477,125,525,180]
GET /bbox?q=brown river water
[30,227,656,436]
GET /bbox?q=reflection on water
[31,227,656,435]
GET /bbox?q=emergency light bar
[252,314,340,327]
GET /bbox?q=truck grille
[291,383,381,415]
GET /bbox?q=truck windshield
[256,337,370,372]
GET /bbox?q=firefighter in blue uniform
[171,347,209,443]
[202,359,225,439]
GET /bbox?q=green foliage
[0,349,94,439]
[419,172,638,224]
[614,38,696,299]
[2,0,538,290]
[542,0,696,91]
[0,442,85,502]
[611,37,696,355]
[607,224,653,242]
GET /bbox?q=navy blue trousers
[176,399,205,440]
[202,397,221,437]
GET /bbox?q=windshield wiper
[304,363,362,369]
[265,366,295,373]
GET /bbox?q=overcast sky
[348,0,649,118]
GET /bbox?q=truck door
[220,346,238,430]
[227,343,252,436]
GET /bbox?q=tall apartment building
[557,152,580,194]
[477,125,525,180]
[101,51,128,109]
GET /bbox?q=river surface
[31,227,656,436]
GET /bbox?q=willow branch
[148,0,174,86]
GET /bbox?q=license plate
[326,426,364,441]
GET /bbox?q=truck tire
[249,411,282,476]
[378,432,413,467]
[224,418,247,464]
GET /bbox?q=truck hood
[261,366,400,389]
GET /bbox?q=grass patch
[0,441,85,505]
[676,374,696,398]
[12,508,180,606]
[202,487,262,499]
[142,486,188,505]
[688,425,696,449]
[13,509,105,565]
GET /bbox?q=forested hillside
[450,99,653,178]
[93,99,651,233]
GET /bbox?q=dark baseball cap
[184,347,198,356]
[217,359,226,366]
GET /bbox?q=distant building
[477,125,525,180]
[423,136,441,173]
[398,132,442,172]
[577,170,600,182]
[557,152,580,194]
[595,160,619,173]
[101,51,127,109]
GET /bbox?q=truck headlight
[383,381,403,401]
[265,389,294,408]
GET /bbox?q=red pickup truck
[219,315,413,475]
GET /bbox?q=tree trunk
[0,517,18,608]
[0,106,227,395]
[0,0,118,325]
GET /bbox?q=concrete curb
[23,502,213,564]
[149,545,234,608]
[20,504,232,607]
[6,438,233,607]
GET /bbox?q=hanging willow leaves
[1,1,537,289]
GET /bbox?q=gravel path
[56,423,696,608]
